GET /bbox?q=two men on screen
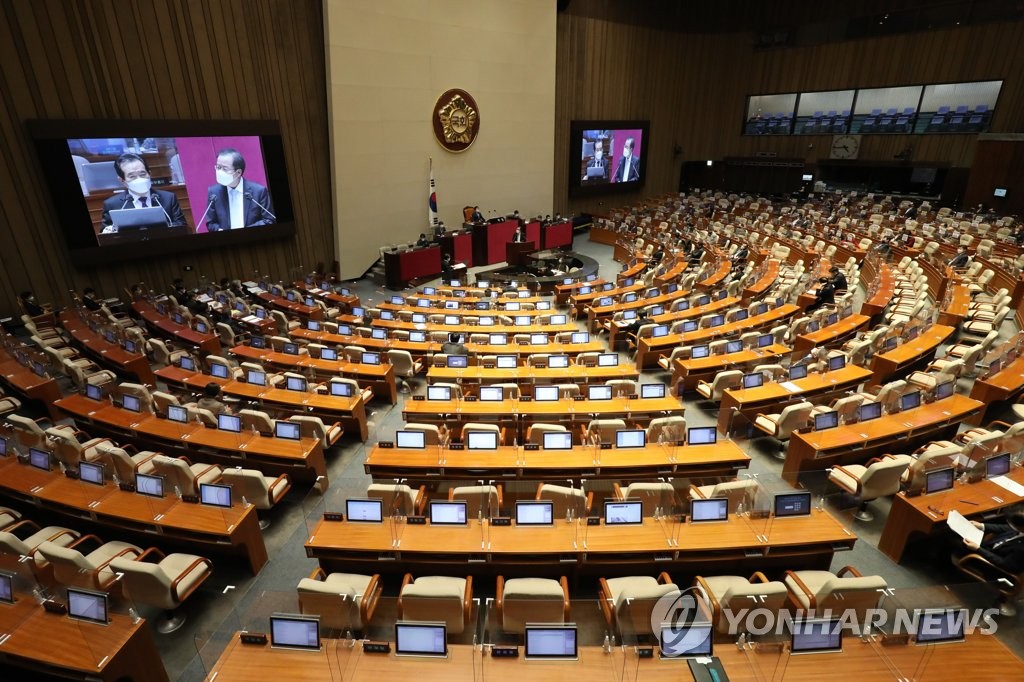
[612,137,641,183]
[100,154,187,233]
[205,148,276,231]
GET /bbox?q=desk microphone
[196,193,217,231]
[245,192,277,221]
[150,194,174,226]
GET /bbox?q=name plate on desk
[491,517,512,526]
[240,632,269,645]
[491,646,519,657]
[118,482,136,493]
[449,443,465,450]
[412,395,425,401]
[524,443,539,451]
[520,396,532,402]
[181,494,199,504]
[407,515,426,525]
[64,469,79,480]
[601,443,612,450]
[573,395,586,401]
[587,516,601,526]
[42,600,68,615]
[464,396,478,402]
[378,441,394,448]
[364,641,391,654]
[324,512,344,522]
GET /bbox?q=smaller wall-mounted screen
[569,120,648,197]
[744,93,797,135]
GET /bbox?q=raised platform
[471,250,600,293]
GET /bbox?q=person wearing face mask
[204,148,276,231]
[582,138,609,182]
[613,137,641,183]
[100,153,187,233]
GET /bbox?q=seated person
[959,512,1024,574]
[441,332,468,356]
[441,253,456,281]
[807,278,835,312]
[471,206,485,223]
[829,266,848,292]
[415,233,430,248]
[81,287,104,312]
[732,245,749,262]
[197,382,232,415]
[949,246,970,269]
[19,291,45,317]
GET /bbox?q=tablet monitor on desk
[660,621,713,659]
[167,405,189,423]
[913,608,967,645]
[409,331,427,343]
[682,321,698,333]
[136,473,165,498]
[543,431,573,450]
[423,287,436,295]
[255,307,268,319]
[395,622,447,658]
[78,460,105,486]
[209,362,230,380]
[467,431,498,450]
[307,320,321,331]
[676,301,690,311]
[429,501,467,525]
[900,391,922,411]
[371,328,387,340]
[789,364,808,380]
[883,336,898,351]
[447,355,468,369]
[826,312,839,326]
[791,618,842,654]
[475,301,489,311]
[412,314,427,324]
[604,500,643,525]
[754,302,769,316]
[28,448,51,472]
[504,301,521,311]
[286,376,307,392]
[695,295,710,306]
[218,414,242,433]
[351,307,365,318]
[443,315,460,325]
[858,401,882,422]
[200,482,232,508]
[525,625,578,661]
[514,316,530,326]
[85,383,106,401]
[515,500,554,526]
[650,325,670,339]
[0,570,13,604]
[726,340,744,354]
[379,310,396,320]
[827,355,846,371]
[395,430,426,449]
[588,385,612,401]
[67,588,108,625]
[534,385,559,402]
[550,314,567,325]
[709,315,725,327]
[934,380,955,400]
[172,312,185,325]
[806,320,820,333]
[549,355,569,368]
[286,292,296,302]
[691,345,710,359]
[320,347,338,361]
[330,381,353,397]
[427,386,451,401]
[623,293,637,303]
[362,352,381,365]
[489,333,508,345]
[346,498,384,523]
[598,354,618,367]
[496,355,517,369]
[246,369,267,387]
[615,429,646,449]
[687,427,717,445]
[690,498,729,524]
[571,332,590,344]
[123,339,138,354]
[578,286,591,295]
[531,333,548,345]
[641,383,666,398]
[586,273,598,282]
[275,421,301,441]
[479,386,503,402]
[773,491,811,517]
[270,614,320,651]
[283,342,300,356]
[734,310,749,322]
[813,411,839,431]
[742,372,764,389]
[986,453,1011,479]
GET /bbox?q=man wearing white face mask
[205,148,275,231]
[100,153,187,233]
[582,137,609,182]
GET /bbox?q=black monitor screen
[774,492,812,517]
[330,381,353,397]
[814,411,839,431]
[524,625,578,660]
[660,622,713,658]
[78,460,105,486]
[466,431,498,450]
[925,467,955,494]
[986,453,1011,478]
[791,618,842,654]
[914,609,967,645]
[0,571,13,604]
[136,473,165,498]
[900,391,922,411]
[827,355,846,371]
[858,401,882,422]
[67,588,109,625]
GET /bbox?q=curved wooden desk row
[585,288,693,331]
[793,312,871,353]
[378,301,558,318]
[363,441,750,482]
[0,584,167,682]
[426,363,640,386]
[860,264,896,318]
[251,289,324,320]
[206,632,1024,682]
[131,300,222,355]
[740,258,781,300]
[0,455,267,573]
[869,324,954,385]
[968,353,1024,424]
[371,318,578,336]
[55,394,328,483]
[672,343,792,392]
[228,344,398,405]
[605,295,740,348]
[554,278,608,304]
[718,365,874,434]
[569,281,645,312]
[401,395,685,434]
[305,509,854,578]
[0,347,63,420]
[782,394,985,484]
[59,310,156,386]
[154,365,369,442]
[635,304,801,369]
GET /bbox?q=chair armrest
[695,576,720,621]
[558,576,571,619]
[749,571,771,584]
[396,573,415,617]
[688,484,705,499]
[68,534,104,552]
[584,491,594,515]
[830,465,862,495]
[783,570,817,610]
[362,574,382,625]
[307,567,327,581]
[136,547,167,563]
[414,486,427,515]
[39,528,80,548]
[3,519,41,536]
[495,484,504,510]
[986,420,1015,431]
[495,575,505,621]
[97,547,143,586]
[267,475,291,504]
[598,578,615,627]
[658,572,674,585]
[955,553,1021,592]
[613,482,624,501]
[463,576,473,626]
[836,565,863,578]
[171,557,213,602]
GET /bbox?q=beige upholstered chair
[582,418,627,445]
[95,444,158,483]
[36,538,142,591]
[366,483,426,516]
[526,423,567,445]
[536,483,592,518]
[45,428,110,470]
[109,548,212,633]
[118,382,154,412]
[0,506,21,529]
[386,349,422,393]
[647,415,686,443]
[237,409,275,436]
[613,482,677,516]
[753,401,813,452]
[0,521,79,570]
[298,568,383,633]
[606,379,638,397]
[398,574,474,634]
[696,370,742,401]
[449,484,502,518]
[496,575,570,634]
[218,468,291,528]
[8,414,74,449]
[286,415,343,447]
[696,572,788,633]
[404,423,443,446]
[151,455,222,498]
[689,479,759,513]
[784,566,886,626]
[599,572,679,637]
[828,455,913,521]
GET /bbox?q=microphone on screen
[150,194,174,226]
[245,192,277,221]
[195,194,217,231]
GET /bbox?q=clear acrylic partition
[745,472,811,542]
[72,584,138,672]
[0,558,43,634]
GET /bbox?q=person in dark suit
[205,148,276,231]
[613,137,641,183]
[512,225,527,243]
[471,206,485,223]
[960,513,1024,574]
[583,138,610,182]
[807,278,835,312]
[948,246,970,269]
[732,245,749,262]
[81,288,103,312]
[415,233,430,248]
[830,266,848,292]
[100,153,187,232]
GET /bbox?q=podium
[505,240,536,267]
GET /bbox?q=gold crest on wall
[432,89,480,152]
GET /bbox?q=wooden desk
[741,259,780,300]
[55,394,328,483]
[695,258,732,290]
[605,296,738,348]
[59,309,156,386]
[251,289,325,321]
[305,509,854,578]
[869,325,954,384]
[555,279,609,305]
[401,395,685,441]
[968,354,1024,424]
[363,441,749,482]
[718,365,873,435]
[938,280,972,327]
[861,264,896,318]
[569,282,644,316]
[0,347,63,419]
[229,344,398,404]
[0,586,168,681]
[154,365,369,442]
[793,313,870,353]
[426,363,640,387]
[878,464,1024,562]
[372,318,578,336]
[132,300,221,354]
[783,394,984,484]
[635,305,800,369]
[672,343,792,393]
[585,288,691,332]
[0,456,268,573]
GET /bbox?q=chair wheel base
[771,448,787,461]
[999,601,1017,617]
[853,508,875,522]
[259,519,271,531]
[157,612,186,634]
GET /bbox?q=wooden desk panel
[968,354,1024,424]
[426,363,640,386]
[793,313,870,353]
[878,465,1024,562]
[585,288,691,332]
[364,441,749,481]
[59,309,156,386]
[861,264,896,318]
[132,300,221,354]
[0,457,268,573]
[0,348,63,419]
[673,344,792,393]
[371,318,577,336]
[252,290,324,321]
[55,394,327,482]
[869,325,954,384]
[783,394,984,484]
[606,296,737,348]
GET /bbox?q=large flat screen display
[29,120,294,265]
[570,120,649,197]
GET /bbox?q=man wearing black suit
[204,148,276,231]
[583,138,610,182]
[471,206,485,223]
[100,153,187,232]
[613,137,641,183]
[961,513,1024,574]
